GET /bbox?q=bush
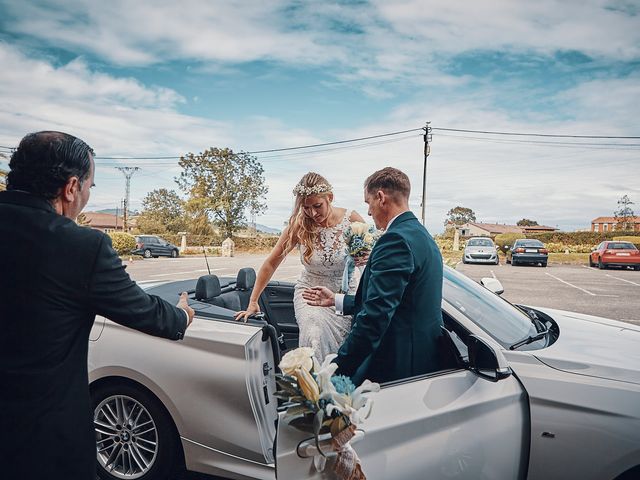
[527,230,640,245]
[613,236,640,248]
[108,232,137,255]
[494,233,523,252]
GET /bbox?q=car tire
[506,257,511,264]
[588,256,595,267]
[494,257,500,265]
[512,259,518,266]
[598,258,606,269]
[170,249,178,258]
[92,383,181,480]
[635,265,640,271]
[541,262,547,267]
[143,249,152,259]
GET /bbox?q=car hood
[530,307,640,385]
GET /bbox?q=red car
[589,241,640,270]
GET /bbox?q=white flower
[279,347,314,375]
[349,222,368,236]
[363,233,374,245]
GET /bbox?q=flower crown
[292,183,332,196]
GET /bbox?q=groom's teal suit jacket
[336,211,444,385]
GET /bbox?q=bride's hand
[354,251,369,267]
[235,301,261,322]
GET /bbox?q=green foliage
[0,163,7,191]
[494,233,523,252]
[516,218,538,226]
[613,236,640,248]
[526,230,640,244]
[177,148,268,238]
[108,232,137,255]
[444,206,476,226]
[135,188,187,234]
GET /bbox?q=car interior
[146,268,469,381]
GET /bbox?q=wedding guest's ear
[327,192,334,203]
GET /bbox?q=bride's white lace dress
[293,211,357,361]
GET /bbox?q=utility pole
[420,121,432,225]
[116,167,139,231]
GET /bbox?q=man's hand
[354,251,370,268]
[302,286,336,307]
[177,292,194,327]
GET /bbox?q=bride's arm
[234,228,295,321]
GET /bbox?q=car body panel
[88,316,277,479]
[276,368,529,479]
[505,351,640,480]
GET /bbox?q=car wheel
[494,257,500,265]
[512,259,518,266]
[635,265,640,271]
[170,249,178,258]
[143,249,152,259]
[541,262,547,267]
[588,256,595,267]
[506,257,511,264]
[93,383,181,480]
[598,257,606,269]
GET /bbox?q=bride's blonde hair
[283,172,333,264]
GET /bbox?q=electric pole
[420,121,432,225]
[116,167,139,231]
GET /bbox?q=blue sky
[1,0,639,233]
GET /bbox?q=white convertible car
[88,266,640,480]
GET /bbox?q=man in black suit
[0,131,194,480]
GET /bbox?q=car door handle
[297,430,364,458]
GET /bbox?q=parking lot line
[545,272,597,296]
[490,270,497,279]
[605,274,640,287]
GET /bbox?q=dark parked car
[506,239,548,267]
[133,235,180,258]
[589,241,640,270]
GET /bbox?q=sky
[1,0,639,234]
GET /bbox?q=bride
[235,172,366,360]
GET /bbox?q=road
[455,262,640,325]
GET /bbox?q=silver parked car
[462,237,499,264]
[88,267,640,480]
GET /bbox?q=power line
[432,127,640,139]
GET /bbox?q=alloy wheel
[94,395,158,479]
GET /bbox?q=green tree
[0,153,8,191]
[136,188,187,234]
[445,206,476,226]
[177,148,268,238]
[517,218,539,226]
[614,195,635,231]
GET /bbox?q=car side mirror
[480,277,504,295]
[468,335,511,381]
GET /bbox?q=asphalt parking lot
[456,262,640,325]
[126,254,640,326]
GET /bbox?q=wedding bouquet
[275,347,379,480]
[341,222,381,293]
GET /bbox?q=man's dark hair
[364,167,411,201]
[7,131,94,200]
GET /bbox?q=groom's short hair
[364,167,411,201]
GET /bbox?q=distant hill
[96,208,137,216]
[255,223,281,235]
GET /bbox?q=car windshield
[467,239,493,247]
[515,240,543,247]
[443,267,534,348]
[608,242,636,250]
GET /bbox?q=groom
[303,167,443,384]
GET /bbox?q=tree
[177,148,268,238]
[517,218,539,226]
[445,206,476,226]
[614,195,635,231]
[135,188,187,234]
[0,153,8,191]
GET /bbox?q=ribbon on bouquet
[332,425,367,480]
[341,256,355,294]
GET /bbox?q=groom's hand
[302,286,335,307]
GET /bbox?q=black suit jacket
[0,190,187,480]
[335,211,444,385]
